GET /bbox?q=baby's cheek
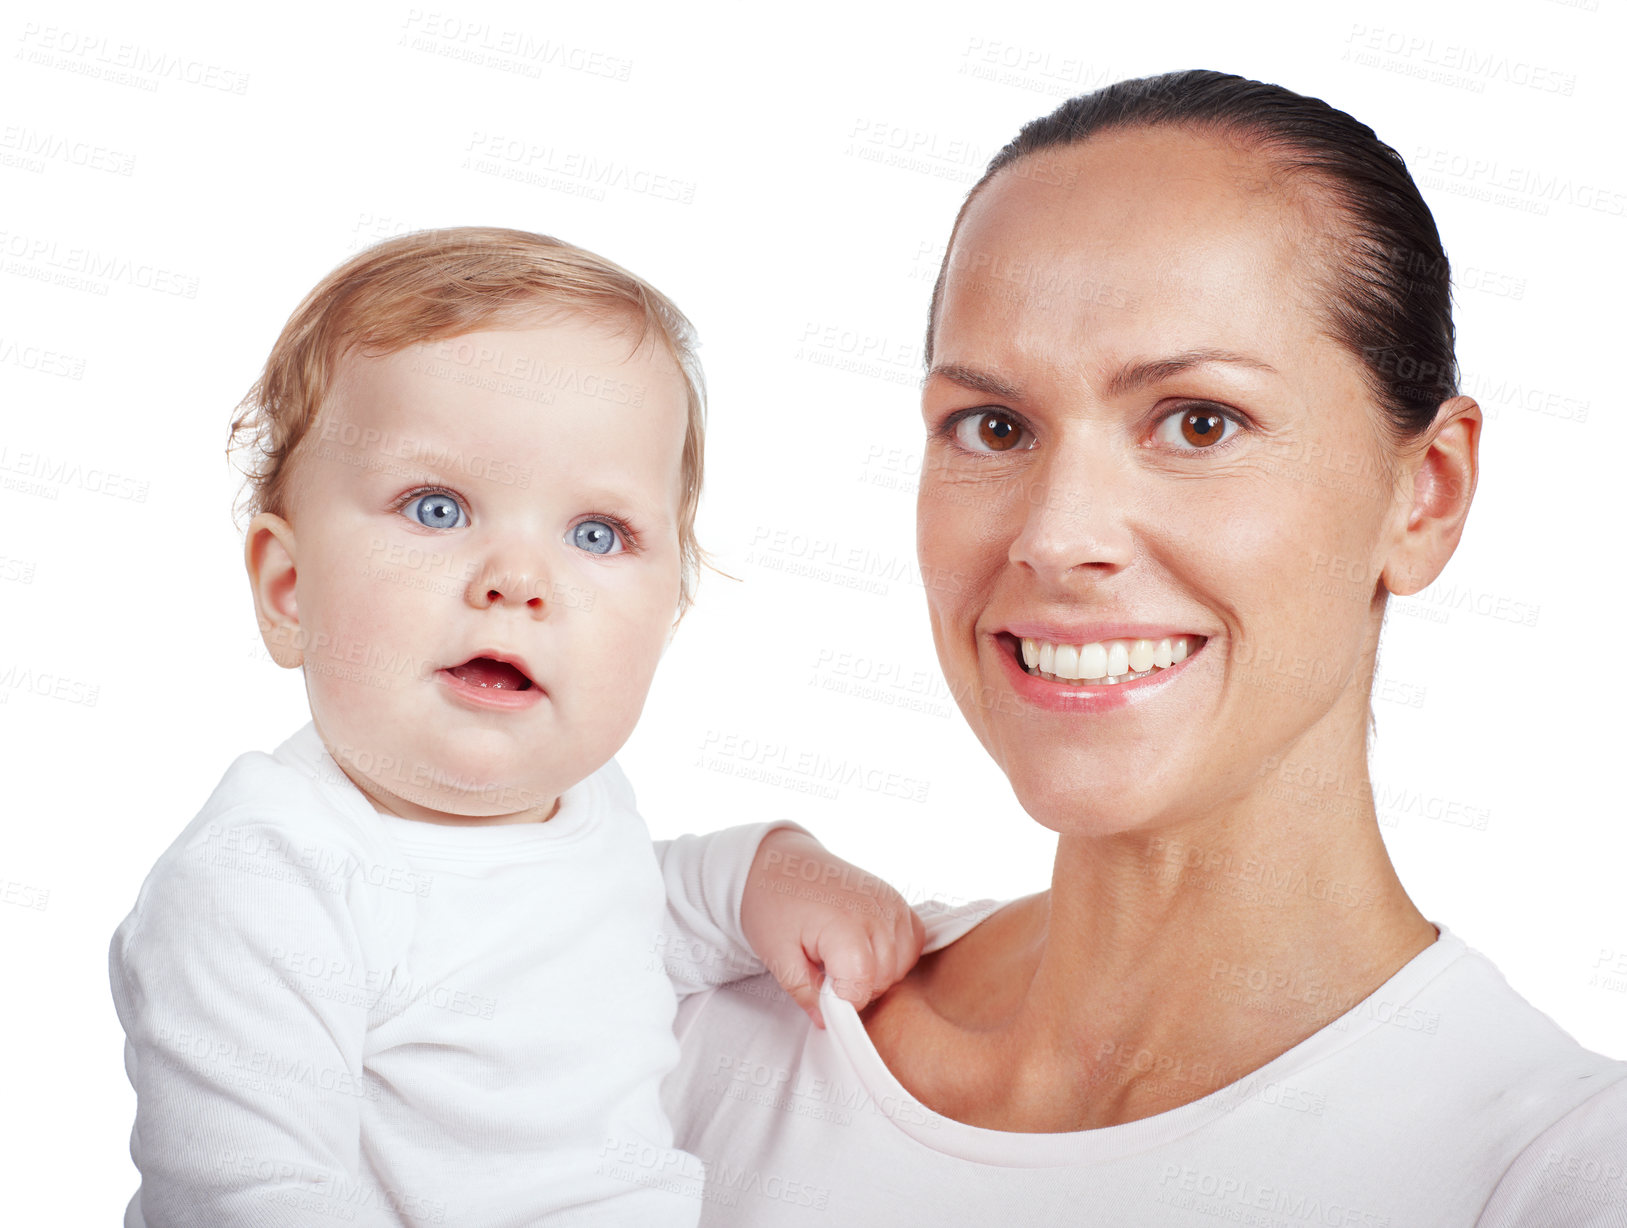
[306,654,382,735]
[598,634,665,716]
[298,579,414,757]
[581,611,668,738]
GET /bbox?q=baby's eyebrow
[387,436,461,464]
[378,438,503,483]
[582,490,677,528]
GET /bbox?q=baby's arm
[110,816,383,1227]
[656,825,924,1028]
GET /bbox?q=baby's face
[263,315,688,822]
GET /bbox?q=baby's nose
[467,565,550,613]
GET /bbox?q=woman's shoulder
[1302,922,1627,1189]
[915,896,1011,952]
[662,914,1627,1226]
[1474,1073,1627,1226]
[665,896,1016,1125]
[1404,925,1627,1195]
[1422,926,1624,1082]
[668,897,1001,1047]
[670,913,1627,1122]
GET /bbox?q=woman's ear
[245,511,303,668]
[1380,396,1482,598]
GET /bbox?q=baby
[109,227,923,1227]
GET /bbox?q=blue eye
[571,520,622,556]
[401,491,468,529]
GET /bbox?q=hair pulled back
[927,69,1458,440]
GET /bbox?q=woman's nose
[1006,449,1135,582]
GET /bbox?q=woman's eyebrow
[1105,349,1278,397]
[922,364,1024,400]
[926,350,1277,403]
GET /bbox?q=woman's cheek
[917,470,983,585]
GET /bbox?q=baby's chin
[309,698,585,818]
[314,730,563,825]
[354,769,562,826]
[406,793,563,826]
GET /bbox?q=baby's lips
[445,657,534,690]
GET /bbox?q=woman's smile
[989,628,1210,713]
[1010,631,1206,683]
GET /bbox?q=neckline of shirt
[273,722,606,860]
[817,901,1467,1167]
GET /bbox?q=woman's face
[919,125,1414,837]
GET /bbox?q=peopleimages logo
[1412,147,1626,218]
[0,229,200,297]
[696,730,931,804]
[1156,1164,1392,1227]
[1342,25,1577,96]
[400,11,633,82]
[16,23,251,94]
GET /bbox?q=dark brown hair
[927,69,1458,441]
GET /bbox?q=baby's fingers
[818,924,886,1010]
[763,945,828,1030]
[893,899,926,978]
[844,897,923,1001]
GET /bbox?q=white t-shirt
[665,900,1627,1227]
[110,722,777,1228]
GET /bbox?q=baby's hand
[739,828,926,1029]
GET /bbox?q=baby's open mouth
[446,657,535,691]
[1002,634,1207,685]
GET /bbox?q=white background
[2,0,1623,1218]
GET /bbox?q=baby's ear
[245,512,303,669]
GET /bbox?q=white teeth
[1106,641,1130,677]
[1080,642,1107,680]
[1016,634,1203,685]
[1053,644,1079,680]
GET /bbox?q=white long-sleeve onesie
[110,722,779,1228]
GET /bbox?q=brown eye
[969,413,1021,452]
[1179,410,1229,448]
[1152,403,1243,454]
[950,411,1029,453]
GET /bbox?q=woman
[663,71,1626,1225]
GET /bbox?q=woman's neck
[865,763,1437,1132]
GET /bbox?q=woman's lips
[992,632,1207,710]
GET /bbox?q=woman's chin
[1009,776,1165,841]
